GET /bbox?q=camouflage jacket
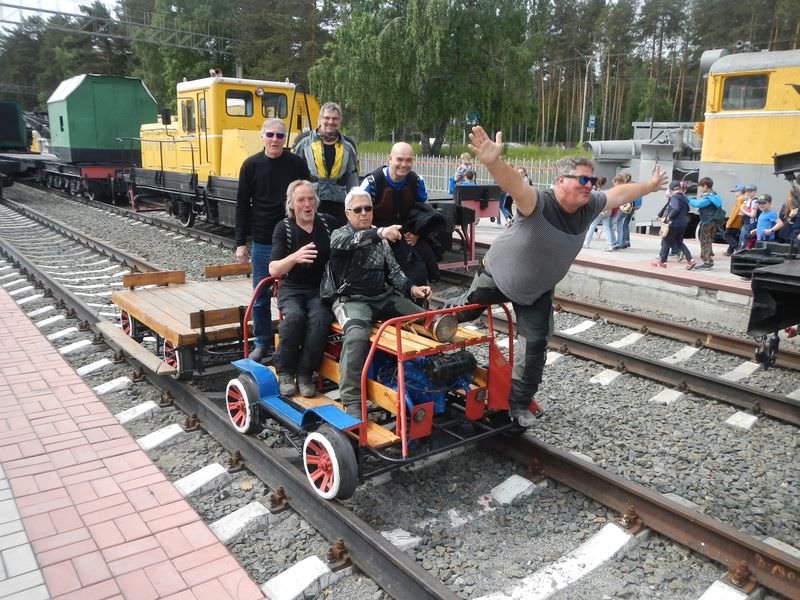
[324,224,412,298]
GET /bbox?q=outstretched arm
[468,127,538,216]
[604,166,667,209]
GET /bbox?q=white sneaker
[510,408,537,428]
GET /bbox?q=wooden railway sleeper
[326,538,352,571]
[268,486,289,513]
[725,560,758,593]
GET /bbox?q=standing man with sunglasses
[292,102,359,228]
[459,126,667,427]
[235,118,310,363]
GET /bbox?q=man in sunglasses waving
[459,126,667,427]
[235,118,311,363]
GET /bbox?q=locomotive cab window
[721,75,768,110]
[226,90,253,117]
[261,92,287,119]
[181,99,196,132]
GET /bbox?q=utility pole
[579,54,595,147]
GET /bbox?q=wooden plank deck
[111,279,254,347]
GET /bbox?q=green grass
[355,141,587,161]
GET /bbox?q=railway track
[438,271,800,427]
[2,193,799,598]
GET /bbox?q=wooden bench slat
[121,271,185,289]
[96,321,176,375]
[318,357,398,415]
[189,306,244,329]
[204,263,252,279]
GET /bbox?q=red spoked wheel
[163,340,179,369]
[162,340,193,379]
[120,310,143,342]
[302,425,357,500]
[225,374,262,434]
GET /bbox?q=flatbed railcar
[109,264,258,377]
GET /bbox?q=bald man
[360,142,428,228]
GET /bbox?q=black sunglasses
[563,174,598,187]
[348,205,373,214]
[263,131,286,139]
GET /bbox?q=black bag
[320,253,352,303]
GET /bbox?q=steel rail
[1,198,162,275]
[550,332,800,426]
[440,270,800,372]
[490,437,800,600]
[553,296,800,371]
[0,212,457,600]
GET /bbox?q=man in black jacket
[235,118,310,362]
[323,188,431,418]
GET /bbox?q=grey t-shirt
[485,188,606,304]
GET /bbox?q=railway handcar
[224,277,525,500]
[130,76,320,227]
[586,48,800,227]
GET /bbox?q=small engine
[375,350,477,414]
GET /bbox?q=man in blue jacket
[688,177,722,269]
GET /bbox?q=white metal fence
[359,153,557,195]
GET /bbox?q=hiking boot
[651,260,667,268]
[343,402,362,420]
[509,408,538,428]
[278,373,297,396]
[297,374,316,398]
[685,260,697,270]
[249,346,273,364]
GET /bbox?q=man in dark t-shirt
[235,118,310,363]
[268,180,333,397]
[462,126,667,427]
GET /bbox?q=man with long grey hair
[460,126,667,427]
[268,180,333,397]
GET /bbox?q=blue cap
[731,185,745,192]
[744,184,757,191]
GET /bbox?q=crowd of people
[233,109,797,428]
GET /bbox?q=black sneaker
[343,402,362,420]
[297,375,316,398]
[249,346,273,364]
[278,373,297,396]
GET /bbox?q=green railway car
[0,101,26,151]
[47,74,157,164]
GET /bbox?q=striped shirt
[485,188,606,304]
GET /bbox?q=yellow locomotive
[132,75,320,226]
[587,48,800,224]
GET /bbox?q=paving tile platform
[0,287,264,600]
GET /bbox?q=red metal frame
[358,303,512,457]
[240,275,280,359]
